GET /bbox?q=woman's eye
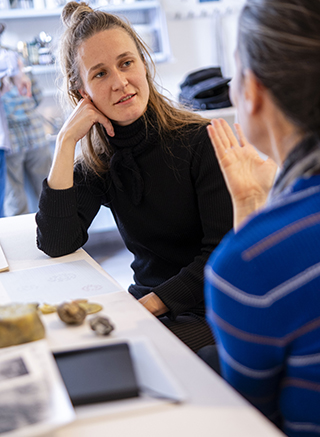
[95,71,105,78]
[123,60,132,68]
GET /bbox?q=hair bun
[61,1,93,28]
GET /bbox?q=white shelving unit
[1,1,161,18]
[1,1,148,20]
[1,1,170,64]
[0,0,170,98]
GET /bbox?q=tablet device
[53,342,139,406]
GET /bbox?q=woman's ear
[243,69,264,115]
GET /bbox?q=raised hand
[59,96,114,144]
[13,57,32,98]
[207,118,278,230]
[13,72,32,98]
[48,97,114,190]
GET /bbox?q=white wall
[156,0,244,100]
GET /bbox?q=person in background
[204,0,320,435]
[36,2,233,353]
[2,66,52,216]
[0,23,31,217]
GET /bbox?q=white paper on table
[129,336,187,403]
[0,339,75,437]
[0,242,9,273]
[0,260,122,304]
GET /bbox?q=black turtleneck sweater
[36,114,233,320]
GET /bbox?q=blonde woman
[36,2,233,352]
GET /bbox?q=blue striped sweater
[205,174,320,437]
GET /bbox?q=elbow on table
[36,230,86,258]
[35,215,88,258]
[36,238,77,258]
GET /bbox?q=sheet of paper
[0,260,122,304]
[130,336,187,403]
[0,243,9,273]
[0,339,75,437]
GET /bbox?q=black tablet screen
[53,342,139,406]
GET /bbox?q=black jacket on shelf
[179,67,232,110]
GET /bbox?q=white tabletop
[0,214,285,437]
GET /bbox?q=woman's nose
[111,70,128,91]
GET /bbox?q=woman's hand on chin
[207,118,278,231]
[59,96,115,145]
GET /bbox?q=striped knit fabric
[205,174,320,437]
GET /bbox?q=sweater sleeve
[36,167,104,257]
[153,131,233,318]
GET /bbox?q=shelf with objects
[0,1,170,102]
[0,1,170,66]
[0,0,162,18]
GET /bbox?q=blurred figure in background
[2,66,52,216]
[0,22,31,217]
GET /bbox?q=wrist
[56,128,78,148]
[233,195,267,231]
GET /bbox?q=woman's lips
[115,93,136,104]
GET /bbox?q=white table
[0,214,285,437]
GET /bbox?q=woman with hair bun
[204,0,320,434]
[36,2,233,352]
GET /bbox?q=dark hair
[59,2,208,174]
[238,0,320,136]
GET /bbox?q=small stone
[57,302,86,325]
[89,316,114,336]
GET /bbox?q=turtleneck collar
[107,113,148,149]
[106,109,158,206]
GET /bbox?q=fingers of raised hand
[207,124,228,162]
[78,98,114,137]
[218,118,240,148]
[100,117,114,137]
[211,118,240,149]
[207,118,240,161]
